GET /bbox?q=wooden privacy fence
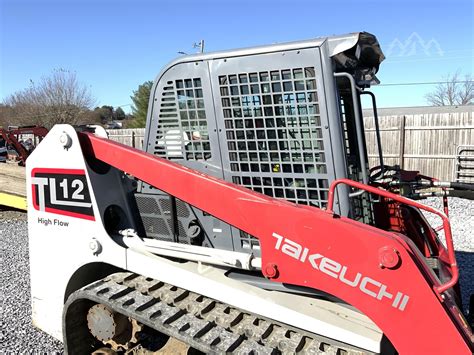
[106,106,473,182]
[363,106,473,181]
[107,128,145,149]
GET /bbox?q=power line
[384,55,473,64]
[377,80,473,87]
[381,48,474,54]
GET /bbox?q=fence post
[132,131,135,148]
[399,115,406,169]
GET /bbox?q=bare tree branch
[457,74,473,105]
[425,71,473,106]
[3,69,97,128]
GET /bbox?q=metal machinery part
[86,304,142,351]
[455,145,474,183]
[26,31,474,355]
[0,125,48,165]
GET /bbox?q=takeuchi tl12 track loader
[27,32,474,354]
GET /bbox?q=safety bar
[333,73,368,185]
[327,178,459,295]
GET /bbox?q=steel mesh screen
[218,67,329,207]
[153,78,211,160]
[136,194,192,244]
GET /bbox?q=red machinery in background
[0,125,48,166]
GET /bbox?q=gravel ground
[0,211,64,353]
[0,199,472,352]
[421,197,474,252]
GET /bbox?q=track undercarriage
[65,272,374,354]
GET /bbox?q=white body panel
[27,125,382,352]
[27,125,128,340]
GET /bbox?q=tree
[94,105,114,123]
[3,68,96,128]
[128,80,153,128]
[0,104,14,127]
[114,107,126,120]
[425,71,473,106]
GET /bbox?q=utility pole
[193,40,205,53]
[178,40,205,55]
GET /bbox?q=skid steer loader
[27,32,473,354]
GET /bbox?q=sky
[0,0,473,112]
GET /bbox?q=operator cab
[135,32,385,253]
